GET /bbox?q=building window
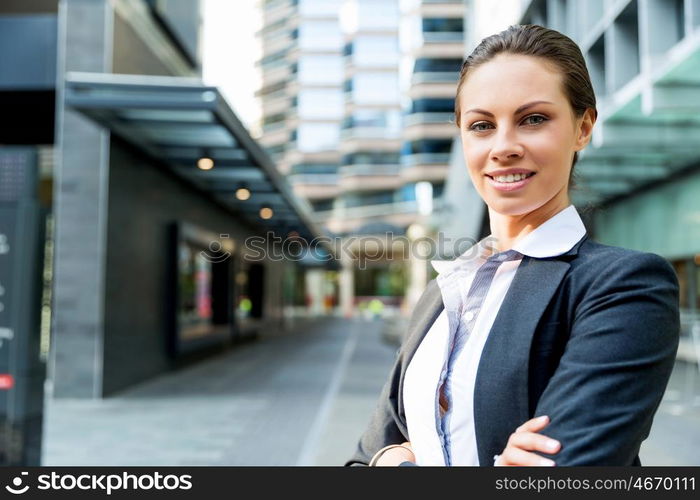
[404,139,453,155]
[352,72,399,104]
[422,17,463,32]
[310,198,334,212]
[410,98,454,113]
[352,35,399,66]
[414,57,462,73]
[298,89,343,119]
[342,190,395,207]
[298,20,342,50]
[297,123,340,152]
[290,164,338,175]
[298,0,341,17]
[341,151,400,165]
[297,55,343,84]
[343,109,401,131]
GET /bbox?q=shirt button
[464,311,475,321]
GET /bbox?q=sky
[201,0,262,134]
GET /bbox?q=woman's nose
[490,129,524,162]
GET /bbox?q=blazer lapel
[473,234,588,465]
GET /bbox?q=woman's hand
[375,441,416,466]
[496,415,560,466]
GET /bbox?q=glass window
[343,190,395,207]
[398,183,417,202]
[297,123,340,152]
[353,35,399,67]
[263,112,286,125]
[341,151,400,165]
[310,198,335,212]
[352,72,399,104]
[298,89,343,119]
[344,109,401,130]
[357,0,399,30]
[432,181,445,198]
[299,0,343,17]
[259,49,289,68]
[414,57,462,73]
[297,55,343,84]
[291,164,338,175]
[410,98,454,113]
[404,139,453,154]
[298,20,342,50]
[422,17,464,32]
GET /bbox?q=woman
[344,24,680,467]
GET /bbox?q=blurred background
[0,0,698,466]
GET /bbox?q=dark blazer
[345,234,680,466]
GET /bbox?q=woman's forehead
[459,55,567,109]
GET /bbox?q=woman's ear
[574,108,596,151]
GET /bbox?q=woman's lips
[485,172,536,192]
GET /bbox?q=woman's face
[457,53,593,217]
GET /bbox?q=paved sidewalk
[639,360,700,465]
[42,316,699,466]
[42,316,396,466]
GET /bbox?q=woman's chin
[486,198,541,217]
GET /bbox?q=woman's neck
[488,194,570,252]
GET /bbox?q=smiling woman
[346,24,680,468]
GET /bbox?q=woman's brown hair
[454,24,598,189]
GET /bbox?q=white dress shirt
[403,204,587,466]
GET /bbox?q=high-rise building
[258,0,408,314]
[257,0,344,210]
[400,0,465,215]
[329,0,403,237]
[256,0,466,315]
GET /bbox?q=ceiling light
[197,157,214,170]
[260,207,274,219]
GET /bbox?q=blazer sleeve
[531,252,680,465]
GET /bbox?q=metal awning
[64,72,336,268]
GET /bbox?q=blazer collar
[398,233,589,464]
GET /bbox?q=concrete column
[403,223,429,316]
[49,0,113,398]
[339,258,355,319]
[305,268,325,316]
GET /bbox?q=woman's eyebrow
[463,100,554,117]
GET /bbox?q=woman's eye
[469,122,493,132]
[468,115,547,132]
[522,114,547,126]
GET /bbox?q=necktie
[436,248,523,465]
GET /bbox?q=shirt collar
[430,204,587,274]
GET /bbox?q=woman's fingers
[497,415,560,466]
[500,446,556,466]
[508,430,561,455]
[515,414,550,433]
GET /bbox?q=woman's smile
[485,171,537,192]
